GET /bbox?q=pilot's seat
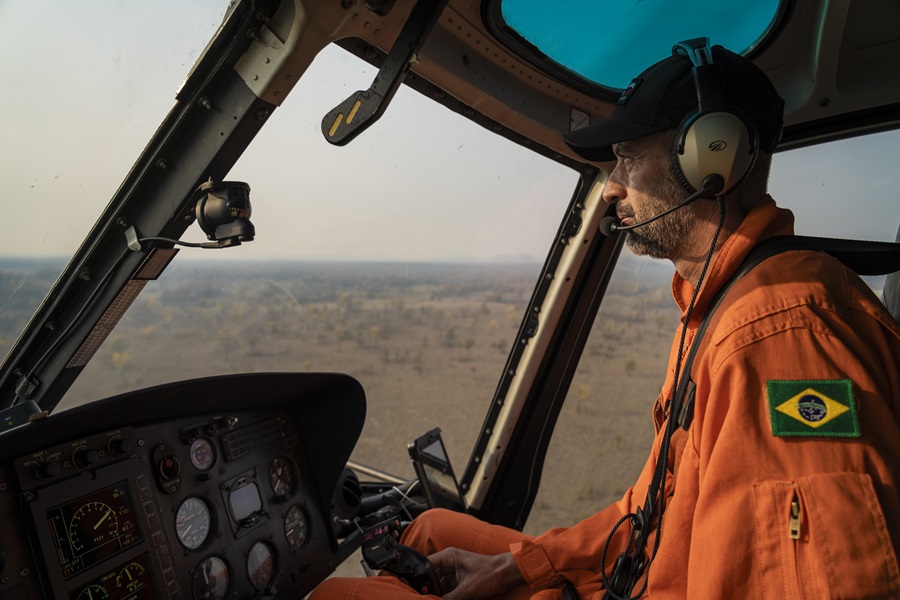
[884,223,900,323]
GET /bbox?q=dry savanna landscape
[1,255,680,570]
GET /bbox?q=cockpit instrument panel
[0,373,365,600]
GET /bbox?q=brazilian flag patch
[767,379,860,438]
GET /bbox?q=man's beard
[624,175,696,260]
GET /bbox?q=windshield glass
[492,0,784,90]
[0,0,229,365]
[3,0,900,499]
[1,3,579,477]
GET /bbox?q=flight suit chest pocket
[752,473,900,599]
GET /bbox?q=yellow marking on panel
[347,100,362,124]
[328,114,344,137]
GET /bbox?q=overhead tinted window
[489,0,785,93]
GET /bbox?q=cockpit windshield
[488,0,785,92]
[2,1,900,598]
[3,1,900,471]
[1,0,229,369]
[1,1,577,478]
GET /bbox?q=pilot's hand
[428,548,525,600]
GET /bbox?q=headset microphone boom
[598,173,725,237]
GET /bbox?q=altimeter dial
[175,497,212,550]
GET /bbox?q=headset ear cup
[675,110,758,195]
[672,110,701,193]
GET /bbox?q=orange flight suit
[311,196,900,599]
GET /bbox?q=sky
[1,0,899,264]
[503,0,782,89]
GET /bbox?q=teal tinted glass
[499,0,783,90]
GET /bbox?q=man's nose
[601,175,625,205]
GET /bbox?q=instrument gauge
[189,438,216,471]
[175,497,212,550]
[268,456,296,500]
[284,505,309,553]
[76,584,109,600]
[115,560,146,594]
[69,502,118,551]
[247,540,277,591]
[192,555,229,600]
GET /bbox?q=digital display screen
[409,430,466,512]
[229,481,262,521]
[47,481,141,578]
[67,552,157,600]
[419,440,466,510]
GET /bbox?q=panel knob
[35,461,61,480]
[108,437,134,456]
[73,447,99,468]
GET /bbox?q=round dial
[76,585,109,600]
[192,556,229,600]
[284,505,309,553]
[175,497,212,550]
[246,541,276,591]
[69,502,118,551]
[189,438,216,471]
[116,561,146,594]
[268,456,296,500]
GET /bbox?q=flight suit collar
[671,194,795,328]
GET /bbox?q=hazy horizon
[3,1,899,265]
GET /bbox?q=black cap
[563,45,785,162]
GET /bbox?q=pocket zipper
[789,492,802,540]
[788,489,805,599]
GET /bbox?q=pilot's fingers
[429,547,457,566]
[429,548,462,580]
[429,548,507,600]
[429,548,474,598]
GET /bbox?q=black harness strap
[675,235,900,429]
[605,235,900,599]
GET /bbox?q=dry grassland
[3,257,680,578]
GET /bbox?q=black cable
[599,512,638,589]
[640,193,728,591]
[600,194,727,600]
[138,236,223,249]
[18,227,237,403]
[515,180,724,529]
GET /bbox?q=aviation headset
[671,38,759,196]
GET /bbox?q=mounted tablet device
[407,428,467,512]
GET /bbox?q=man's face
[602,131,695,259]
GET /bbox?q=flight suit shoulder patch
[766,379,860,438]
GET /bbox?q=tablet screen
[408,429,467,512]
